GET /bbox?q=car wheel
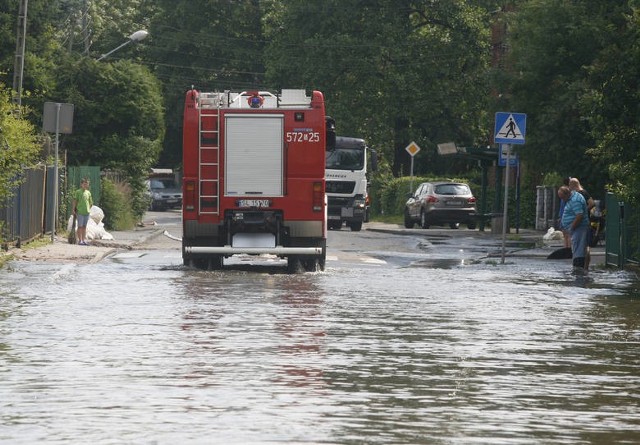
[420,211,430,229]
[449,223,460,229]
[403,209,414,229]
[467,222,477,230]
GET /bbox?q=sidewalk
[2,224,164,264]
[365,221,606,266]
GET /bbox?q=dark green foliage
[263,0,493,178]
[0,86,40,201]
[146,0,266,166]
[2,0,640,233]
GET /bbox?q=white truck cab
[325,136,377,231]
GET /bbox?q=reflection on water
[0,255,639,443]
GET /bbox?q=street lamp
[97,30,148,61]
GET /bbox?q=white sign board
[43,102,74,134]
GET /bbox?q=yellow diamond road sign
[405,141,421,157]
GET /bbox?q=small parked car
[404,181,477,229]
[147,178,182,211]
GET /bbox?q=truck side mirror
[325,116,336,151]
[369,149,378,172]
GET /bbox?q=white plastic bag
[67,205,114,240]
[90,205,105,224]
[543,227,564,241]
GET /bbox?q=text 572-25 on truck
[181,89,332,272]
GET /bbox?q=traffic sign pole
[405,142,421,194]
[501,144,511,264]
[43,102,74,242]
[410,156,415,193]
[494,112,525,264]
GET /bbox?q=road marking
[362,257,386,265]
[326,254,386,266]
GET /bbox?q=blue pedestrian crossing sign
[494,112,526,145]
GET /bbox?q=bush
[100,177,136,230]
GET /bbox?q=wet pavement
[2,221,607,268]
[1,220,638,444]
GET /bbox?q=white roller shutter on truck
[224,114,284,197]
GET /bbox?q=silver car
[404,181,477,229]
[147,178,182,211]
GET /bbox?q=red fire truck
[181,89,331,272]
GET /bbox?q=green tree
[263,0,493,178]
[44,58,164,167]
[0,85,40,201]
[580,3,640,205]
[0,0,68,101]
[504,0,613,196]
[52,57,165,219]
[145,0,266,167]
[84,0,157,59]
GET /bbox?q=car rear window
[150,179,177,189]
[434,184,470,195]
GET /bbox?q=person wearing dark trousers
[569,177,595,268]
[558,185,589,270]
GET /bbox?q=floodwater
[1,246,640,444]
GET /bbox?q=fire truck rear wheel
[208,256,223,270]
[287,256,304,273]
[301,257,322,272]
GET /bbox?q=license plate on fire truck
[237,199,271,208]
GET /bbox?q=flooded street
[1,222,640,444]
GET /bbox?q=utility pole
[12,0,29,109]
[82,0,91,55]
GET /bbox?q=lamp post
[97,30,148,61]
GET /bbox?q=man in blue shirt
[558,185,589,269]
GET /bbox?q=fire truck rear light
[184,180,196,211]
[312,182,323,212]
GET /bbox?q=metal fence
[0,165,101,248]
[605,192,640,268]
[0,167,49,246]
[67,166,102,207]
[535,186,559,231]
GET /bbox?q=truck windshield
[325,148,364,170]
